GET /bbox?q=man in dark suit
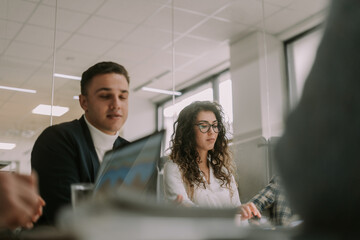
[31,62,130,225]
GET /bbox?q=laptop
[93,130,165,198]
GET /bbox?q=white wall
[122,94,156,141]
[231,31,286,141]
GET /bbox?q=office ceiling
[0,0,330,165]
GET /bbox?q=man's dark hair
[81,61,130,95]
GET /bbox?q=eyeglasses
[194,122,220,133]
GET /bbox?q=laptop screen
[94,130,165,196]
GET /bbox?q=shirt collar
[84,115,119,150]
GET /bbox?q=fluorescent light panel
[141,87,181,96]
[54,73,81,80]
[0,143,16,150]
[32,104,69,117]
[0,85,36,93]
[73,95,79,100]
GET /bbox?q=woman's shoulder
[164,160,180,172]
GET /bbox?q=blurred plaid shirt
[250,175,295,226]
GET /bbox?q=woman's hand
[174,194,183,205]
[238,202,261,220]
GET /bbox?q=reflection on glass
[0,0,330,177]
[287,28,323,109]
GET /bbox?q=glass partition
[0,0,56,173]
[0,0,330,199]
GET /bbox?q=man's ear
[79,94,88,112]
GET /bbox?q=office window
[286,27,323,109]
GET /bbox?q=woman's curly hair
[169,101,234,199]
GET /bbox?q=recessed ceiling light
[54,73,81,80]
[32,104,69,117]
[0,143,16,150]
[141,87,181,96]
[0,85,36,93]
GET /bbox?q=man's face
[79,73,129,135]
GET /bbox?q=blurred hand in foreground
[0,172,45,229]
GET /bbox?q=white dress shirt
[163,161,241,208]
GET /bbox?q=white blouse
[163,161,241,208]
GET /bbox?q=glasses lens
[212,124,219,133]
[196,123,221,133]
[198,123,210,133]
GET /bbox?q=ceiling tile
[0,89,13,102]
[78,16,136,41]
[53,79,80,97]
[55,49,99,72]
[129,50,194,89]
[5,41,53,61]
[28,5,89,32]
[0,39,10,55]
[56,9,90,32]
[16,25,70,48]
[123,26,174,49]
[150,51,194,69]
[104,43,158,67]
[146,69,198,91]
[41,0,105,14]
[0,58,40,85]
[129,61,171,89]
[144,6,206,33]
[147,74,174,90]
[61,34,116,56]
[216,0,281,25]
[8,93,43,112]
[190,18,249,42]
[0,19,23,40]
[261,8,317,34]
[288,0,330,14]
[24,63,54,91]
[168,0,232,15]
[264,0,293,7]
[179,44,229,74]
[0,101,33,120]
[171,36,221,57]
[0,0,37,23]
[96,0,162,24]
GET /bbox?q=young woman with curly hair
[163,101,260,219]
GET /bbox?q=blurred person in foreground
[31,62,130,225]
[163,101,260,220]
[275,0,360,237]
[0,172,45,230]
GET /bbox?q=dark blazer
[31,115,128,225]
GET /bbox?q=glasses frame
[194,122,220,133]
